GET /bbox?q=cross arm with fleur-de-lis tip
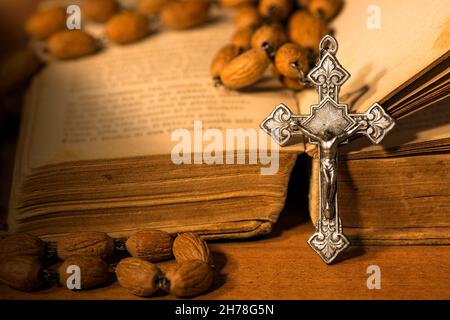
[260,35,395,264]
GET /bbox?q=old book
[6,14,302,241]
[4,0,450,242]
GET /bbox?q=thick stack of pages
[5,0,449,242]
[7,17,301,240]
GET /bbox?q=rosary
[261,35,395,263]
[0,230,214,296]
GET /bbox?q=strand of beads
[0,230,215,297]
[211,0,342,90]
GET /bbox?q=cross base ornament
[261,35,395,264]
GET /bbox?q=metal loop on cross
[319,35,338,59]
[291,62,314,87]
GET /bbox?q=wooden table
[0,0,449,302]
[1,202,449,300]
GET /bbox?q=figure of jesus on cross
[261,35,395,264]
[295,121,367,220]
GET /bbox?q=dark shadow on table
[270,153,311,236]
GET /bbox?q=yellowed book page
[24,18,300,171]
[298,0,450,114]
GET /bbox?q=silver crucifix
[261,35,395,264]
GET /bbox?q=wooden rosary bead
[287,10,330,54]
[296,0,311,8]
[210,44,242,79]
[48,30,98,60]
[218,0,257,8]
[274,42,309,78]
[59,255,109,290]
[116,257,161,297]
[106,12,149,44]
[234,5,262,29]
[160,0,210,30]
[251,24,287,50]
[173,232,212,265]
[220,47,270,89]
[0,255,44,291]
[136,0,168,16]
[231,26,255,51]
[258,0,293,21]
[57,231,115,260]
[0,233,46,259]
[24,6,66,40]
[165,260,214,297]
[82,0,119,22]
[308,0,342,21]
[126,230,173,262]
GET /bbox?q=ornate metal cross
[261,35,395,264]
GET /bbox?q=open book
[8,9,302,241]
[6,0,450,243]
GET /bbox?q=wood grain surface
[0,0,449,302]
